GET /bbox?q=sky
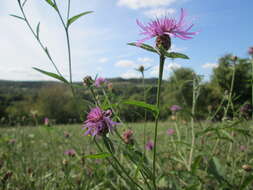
[0,0,253,81]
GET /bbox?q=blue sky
[0,0,253,81]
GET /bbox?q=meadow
[1,121,252,189]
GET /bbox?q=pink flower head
[8,139,16,145]
[136,8,197,46]
[122,129,134,144]
[248,47,253,55]
[167,128,175,136]
[240,145,247,152]
[95,77,107,87]
[170,105,182,112]
[83,107,118,137]
[64,149,76,157]
[44,117,49,125]
[145,140,154,151]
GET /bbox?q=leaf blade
[33,67,68,84]
[67,11,93,27]
[128,42,158,54]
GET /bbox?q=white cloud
[121,70,139,78]
[117,0,177,9]
[0,1,111,81]
[150,62,181,76]
[98,57,109,63]
[115,60,136,68]
[144,8,176,18]
[202,63,218,69]
[170,44,187,52]
[137,57,154,63]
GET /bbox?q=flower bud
[156,34,171,50]
[83,76,93,87]
[242,164,252,172]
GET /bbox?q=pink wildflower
[167,128,175,136]
[145,140,154,151]
[44,117,49,126]
[136,8,197,46]
[122,129,134,144]
[83,107,118,137]
[64,149,76,157]
[95,77,107,87]
[248,47,253,55]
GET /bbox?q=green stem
[17,1,62,77]
[94,139,135,189]
[152,55,165,190]
[103,137,143,190]
[53,0,74,94]
[141,72,147,156]
[251,56,253,119]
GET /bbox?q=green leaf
[36,22,40,39]
[103,136,115,154]
[191,155,203,174]
[10,14,25,21]
[22,0,28,7]
[44,0,57,10]
[128,42,158,54]
[84,153,111,159]
[123,100,158,115]
[33,67,69,84]
[67,11,93,27]
[207,157,230,186]
[240,175,253,189]
[164,52,189,59]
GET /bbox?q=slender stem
[17,1,62,77]
[224,59,236,119]
[103,137,143,190]
[141,72,147,156]
[53,0,74,94]
[94,139,135,189]
[251,56,253,119]
[188,76,197,170]
[152,55,165,190]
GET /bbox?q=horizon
[1,0,253,81]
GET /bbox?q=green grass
[0,121,253,189]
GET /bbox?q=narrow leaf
[240,175,253,189]
[10,14,25,21]
[164,52,189,59]
[33,67,68,84]
[67,11,93,27]
[22,0,28,7]
[84,153,111,159]
[44,0,57,10]
[36,22,40,39]
[128,42,158,54]
[123,100,158,114]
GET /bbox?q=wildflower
[170,105,182,112]
[64,132,70,138]
[145,140,154,151]
[8,139,16,145]
[240,145,247,152]
[167,128,175,136]
[2,171,13,182]
[242,164,252,172]
[44,117,49,126]
[248,47,253,55]
[64,149,76,157]
[107,83,113,90]
[240,104,252,114]
[83,76,93,87]
[136,8,197,50]
[95,77,107,87]
[122,129,134,144]
[83,107,118,137]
